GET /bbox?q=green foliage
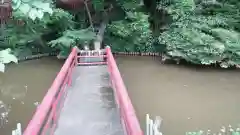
[49,29,96,47]
[186,126,240,135]
[7,0,240,69]
[116,0,142,11]
[45,8,75,32]
[0,0,58,72]
[49,28,96,58]
[12,0,53,20]
[4,0,75,49]
[186,131,203,135]
[92,0,105,11]
[0,0,97,71]
[105,0,155,52]
[157,0,240,67]
[1,0,55,49]
[105,0,240,67]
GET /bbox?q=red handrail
[24,46,143,135]
[23,47,77,135]
[106,46,143,135]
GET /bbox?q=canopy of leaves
[104,0,156,52]
[105,0,240,68]
[12,0,53,20]
[0,0,56,72]
[49,28,96,58]
[5,0,76,49]
[157,0,240,68]
[0,0,97,71]
[6,0,240,68]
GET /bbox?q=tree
[157,0,240,67]
[104,0,155,52]
[0,0,97,72]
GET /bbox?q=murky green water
[1,55,240,135]
[0,57,63,135]
[117,56,240,135]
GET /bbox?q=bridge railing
[23,47,78,135]
[106,46,143,135]
[23,46,143,135]
[76,49,107,65]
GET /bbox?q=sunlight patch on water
[0,100,9,128]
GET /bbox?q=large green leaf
[12,0,53,20]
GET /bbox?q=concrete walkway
[54,66,124,135]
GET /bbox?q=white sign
[146,114,163,135]
[12,123,22,135]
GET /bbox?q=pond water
[0,57,63,135]
[1,55,240,135]
[116,56,240,135]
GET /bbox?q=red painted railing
[23,46,143,135]
[23,47,77,135]
[106,46,143,135]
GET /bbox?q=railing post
[74,48,78,66]
[146,114,163,135]
[73,46,78,65]
[105,45,111,71]
[106,46,114,86]
[68,47,77,86]
[105,46,111,54]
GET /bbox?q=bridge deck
[54,65,124,135]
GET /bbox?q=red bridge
[23,46,143,135]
